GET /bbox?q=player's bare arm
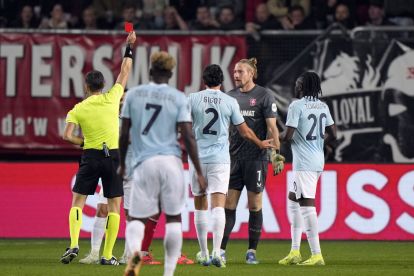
[266,117,281,149]
[62,122,83,146]
[324,124,337,144]
[115,31,136,88]
[280,126,296,142]
[118,118,131,178]
[236,122,275,149]
[179,122,207,193]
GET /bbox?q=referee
[60,31,136,266]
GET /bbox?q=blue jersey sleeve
[177,94,192,123]
[286,101,301,128]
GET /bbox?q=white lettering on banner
[286,170,337,233]
[396,171,414,234]
[211,46,236,91]
[345,170,390,234]
[127,46,153,87]
[33,118,48,136]
[184,44,203,95]
[93,45,113,93]
[0,44,24,97]
[332,96,375,126]
[61,45,85,98]
[31,44,52,97]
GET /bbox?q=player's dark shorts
[73,149,123,198]
[229,159,268,193]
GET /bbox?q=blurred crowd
[0,0,413,32]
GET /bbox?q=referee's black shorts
[229,159,268,193]
[73,149,123,198]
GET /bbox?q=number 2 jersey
[121,82,191,169]
[286,97,334,172]
[189,89,244,164]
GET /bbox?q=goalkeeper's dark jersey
[228,85,277,160]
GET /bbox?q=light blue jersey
[189,89,244,164]
[121,82,191,169]
[286,97,334,171]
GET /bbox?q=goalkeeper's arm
[236,122,275,149]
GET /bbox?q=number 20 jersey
[189,89,244,164]
[121,82,191,169]
[286,97,334,172]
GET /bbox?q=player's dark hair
[203,64,224,87]
[85,70,104,92]
[300,71,322,99]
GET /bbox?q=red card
[124,22,133,33]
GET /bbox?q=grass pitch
[0,239,413,276]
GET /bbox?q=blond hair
[150,51,176,72]
[237,57,258,80]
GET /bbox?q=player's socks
[221,208,236,250]
[91,216,106,254]
[300,206,321,254]
[141,217,158,252]
[102,212,120,259]
[211,207,225,256]
[69,207,82,248]
[194,210,209,257]
[248,209,263,250]
[163,222,182,276]
[126,220,145,254]
[288,200,302,250]
[119,221,130,263]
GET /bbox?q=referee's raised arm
[116,31,136,89]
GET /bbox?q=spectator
[287,5,316,29]
[218,6,244,30]
[169,0,200,21]
[75,6,99,30]
[39,4,69,29]
[190,4,219,30]
[162,6,189,30]
[246,2,282,35]
[141,0,165,28]
[115,4,153,30]
[335,3,355,29]
[246,0,266,23]
[367,0,395,26]
[10,5,39,28]
[93,0,124,29]
[267,0,311,18]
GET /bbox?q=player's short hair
[85,70,104,92]
[299,71,322,99]
[150,51,176,77]
[237,57,258,80]
[203,64,224,87]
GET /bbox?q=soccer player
[60,31,136,265]
[189,64,275,267]
[278,71,336,265]
[220,57,285,264]
[119,51,206,276]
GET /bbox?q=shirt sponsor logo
[272,103,277,112]
[249,98,256,106]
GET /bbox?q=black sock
[221,208,236,250]
[248,209,263,250]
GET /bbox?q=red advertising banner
[0,162,413,240]
[0,33,246,153]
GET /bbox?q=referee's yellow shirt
[65,83,123,150]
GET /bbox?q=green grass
[0,239,413,276]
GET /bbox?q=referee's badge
[249,98,256,106]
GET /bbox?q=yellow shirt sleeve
[66,107,78,124]
[104,83,124,102]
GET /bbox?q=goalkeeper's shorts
[229,160,268,193]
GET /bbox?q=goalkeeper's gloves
[271,149,285,175]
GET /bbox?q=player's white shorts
[123,177,132,210]
[190,163,230,196]
[129,155,185,218]
[289,171,322,199]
